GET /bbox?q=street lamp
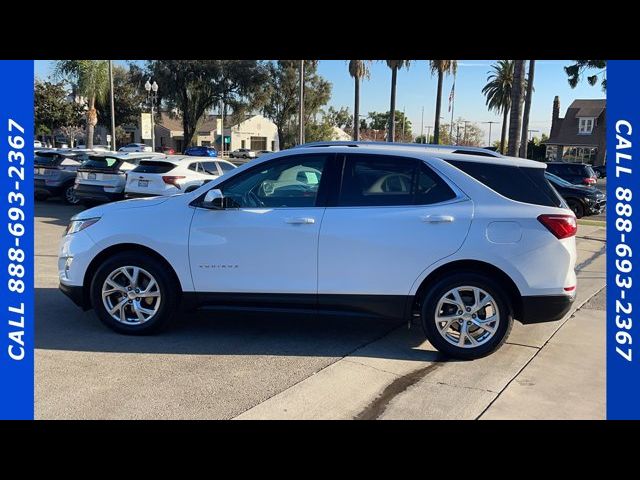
[145,80,159,152]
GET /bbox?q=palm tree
[481,60,514,154]
[385,60,411,142]
[430,60,457,144]
[519,60,536,158]
[54,60,109,149]
[507,60,526,156]
[348,60,371,141]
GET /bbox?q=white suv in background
[124,156,237,198]
[58,142,577,359]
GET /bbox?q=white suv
[124,156,237,198]
[58,143,577,359]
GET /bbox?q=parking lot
[35,199,606,419]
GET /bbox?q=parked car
[184,146,218,157]
[545,171,606,218]
[34,150,84,204]
[230,148,256,159]
[34,140,43,148]
[545,162,597,186]
[118,143,152,153]
[74,152,162,204]
[593,164,606,178]
[158,146,175,155]
[59,143,577,360]
[124,156,236,198]
[76,144,111,151]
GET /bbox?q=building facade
[543,97,606,166]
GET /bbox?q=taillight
[583,177,596,185]
[537,214,577,239]
[162,176,186,188]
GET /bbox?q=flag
[448,80,455,112]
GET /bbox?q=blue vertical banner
[0,60,34,419]
[607,60,640,419]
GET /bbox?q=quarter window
[338,155,456,207]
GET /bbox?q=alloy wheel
[101,266,161,325]
[434,286,500,348]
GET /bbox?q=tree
[565,60,607,91]
[54,60,110,149]
[363,110,412,142]
[305,116,335,143]
[96,64,147,130]
[325,106,353,132]
[507,60,526,157]
[385,61,411,142]
[145,60,269,148]
[348,60,371,140]
[430,60,457,144]
[519,60,536,158]
[482,60,514,154]
[34,80,84,144]
[262,61,331,149]
[58,125,85,148]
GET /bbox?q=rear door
[318,154,473,298]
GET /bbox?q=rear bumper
[35,179,65,197]
[124,192,162,199]
[585,199,606,215]
[74,183,124,203]
[519,294,575,324]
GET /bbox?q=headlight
[65,217,100,235]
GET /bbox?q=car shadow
[35,287,450,363]
[35,199,86,227]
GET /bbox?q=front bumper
[585,198,606,215]
[519,294,575,324]
[74,183,124,203]
[59,282,89,309]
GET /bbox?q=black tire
[567,199,584,219]
[90,251,179,335]
[420,272,513,360]
[63,183,81,205]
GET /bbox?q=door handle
[285,217,315,224]
[422,215,454,223]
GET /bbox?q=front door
[189,153,331,295]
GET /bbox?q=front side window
[219,154,327,208]
[201,162,219,175]
[338,155,456,207]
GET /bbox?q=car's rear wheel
[567,199,584,218]
[420,273,513,360]
[90,252,179,334]
[63,183,81,205]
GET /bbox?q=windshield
[545,171,573,187]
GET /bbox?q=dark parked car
[545,162,597,186]
[545,171,605,218]
[593,164,606,178]
[34,150,84,204]
[184,146,218,157]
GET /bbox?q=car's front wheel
[567,199,584,218]
[90,251,179,334]
[420,273,513,360]
[63,183,81,205]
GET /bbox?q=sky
[35,60,605,145]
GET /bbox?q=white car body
[59,142,577,358]
[230,148,256,159]
[119,143,153,153]
[124,155,237,198]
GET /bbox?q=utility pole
[425,126,432,144]
[108,60,116,151]
[523,129,539,159]
[420,106,424,143]
[460,120,471,145]
[401,106,406,140]
[456,123,461,145]
[482,121,498,147]
[299,60,305,145]
[220,100,224,157]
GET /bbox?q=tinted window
[447,160,563,208]
[132,161,176,174]
[201,162,219,175]
[81,156,121,170]
[220,155,327,208]
[217,162,235,173]
[188,163,200,172]
[338,155,456,207]
[34,152,60,166]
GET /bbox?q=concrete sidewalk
[236,226,606,420]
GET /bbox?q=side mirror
[203,188,225,209]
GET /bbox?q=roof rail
[292,141,503,157]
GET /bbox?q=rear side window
[132,161,176,174]
[201,162,219,175]
[34,153,59,166]
[447,160,563,208]
[217,162,235,173]
[338,155,456,207]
